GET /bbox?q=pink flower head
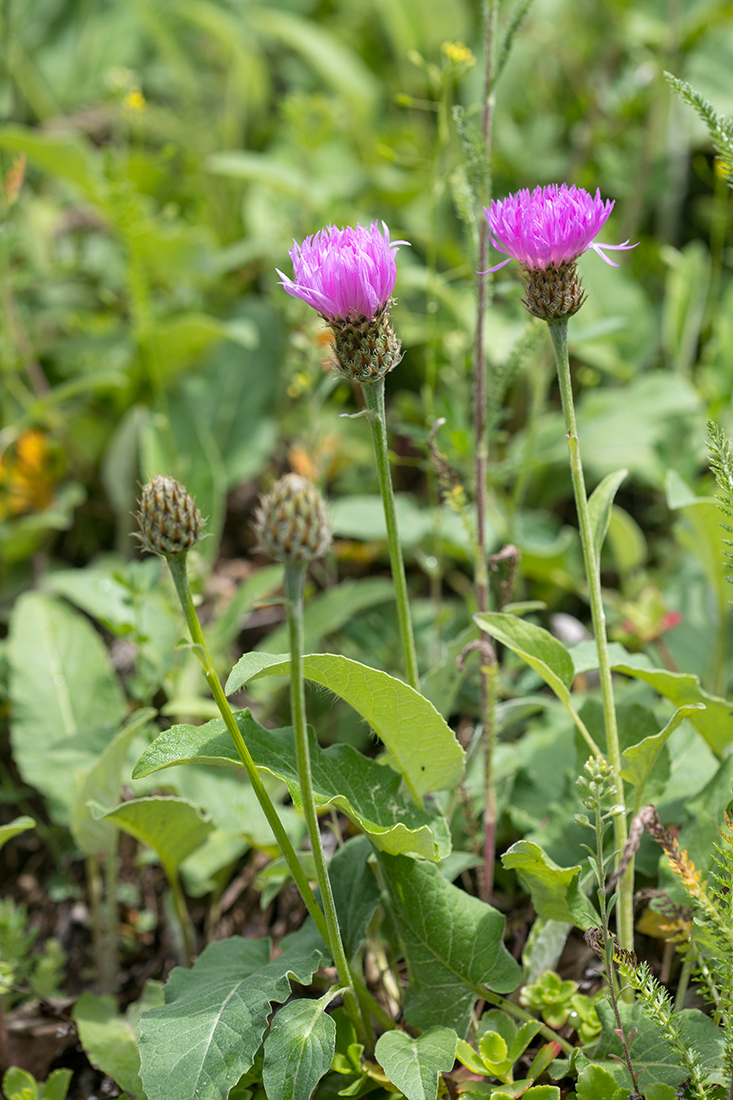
[277,221,407,322]
[484,184,637,273]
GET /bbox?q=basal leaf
[138,926,325,1100]
[133,710,450,860]
[262,988,338,1100]
[74,982,164,1099]
[582,1001,725,1088]
[474,613,598,753]
[328,836,381,957]
[72,708,156,856]
[378,853,520,1035]
[613,663,733,756]
[0,816,35,853]
[225,653,464,800]
[588,469,628,565]
[501,841,599,930]
[375,1028,458,1100]
[99,796,214,879]
[8,593,127,823]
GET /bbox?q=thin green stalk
[474,0,499,904]
[165,555,330,947]
[103,845,119,994]
[351,969,396,1032]
[361,378,420,693]
[547,319,633,955]
[284,563,370,1049]
[86,855,107,992]
[167,866,196,967]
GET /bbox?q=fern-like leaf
[665,73,733,190]
[707,420,733,594]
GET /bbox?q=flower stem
[284,563,370,1048]
[361,378,420,692]
[474,0,499,903]
[546,319,634,956]
[165,554,330,947]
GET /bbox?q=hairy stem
[361,378,420,693]
[547,320,633,957]
[474,0,500,904]
[284,563,370,1048]
[166,554,330,947]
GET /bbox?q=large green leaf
[620,704,705,812]
[262,988,338,1100]
[99,796,214,879]
[582,1001,725,1088]
[8,593,127,823]
[138,926,325,1100]
[0,816,35,854]
[474,613,599,754]
[133,711,450,860]
[375,1028,458,1100]
[74,982,164,1100]
[72,708,156,856]
[225,654,464,801]
[378,853,521,1035]
[501,841,599,930]
[328,836,381,957]
[613,662,733,756]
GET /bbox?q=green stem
[351,969,396,1032]
[284,563,371,1048]
[547,320,633,957]
[167,866,196,966]
[103,845,119,994]
[165,554,330,947]
[361,378,420,693]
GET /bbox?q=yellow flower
[441,41,476,67]
[123,87,146,112]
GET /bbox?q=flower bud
[253,474,331,564]
[135,475,204,557]
[330,301,402,383]
[521,261,586,320]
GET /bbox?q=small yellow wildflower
[123,87,146,112]
[441,41,476,67]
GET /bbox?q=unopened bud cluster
[135,476,203,557]
[253,473,331,564]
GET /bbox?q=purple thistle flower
[484,184,636,273]
[277,221,407,323]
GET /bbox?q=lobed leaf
[138,926,325,1100]
[133,710,450,860]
